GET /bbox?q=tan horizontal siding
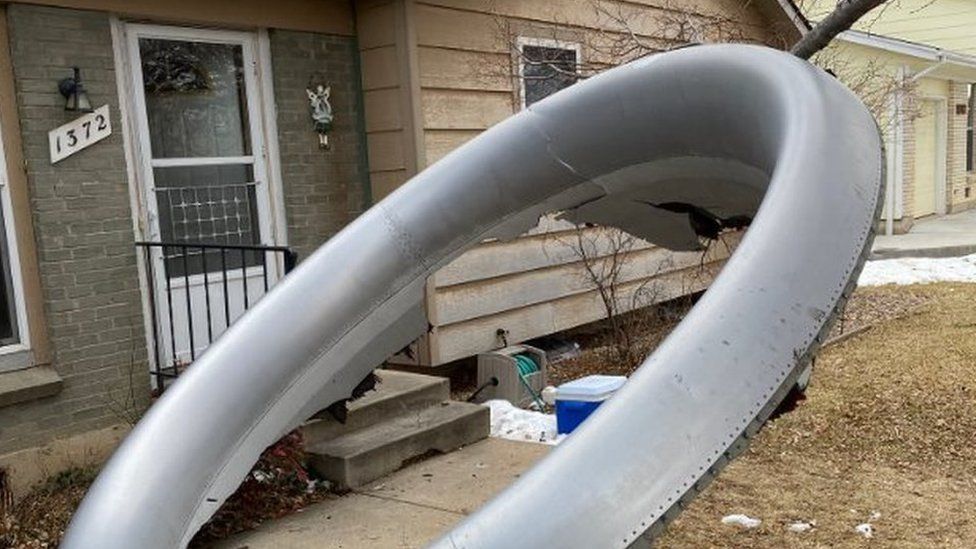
[422,88,513,130]
[415,0,770,51]
[370,169,410,201]
[360,46,401,90]
[421,0,768,25]
[357,2,397,49]
[435,260,721,363]
[415,3,506,53]
[435,244,724,326]
[363,88,404,133]
[433,224,657,287]
[418,46,512,91]
[423,129,481,165]
[366,131,406,172]
[18,0,355,34]
[357,1,416,202]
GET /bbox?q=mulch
[0,431,333,548]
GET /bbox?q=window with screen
[520,42,579,108]
[138,37,263,278]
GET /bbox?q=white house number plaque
[48,104,112,164]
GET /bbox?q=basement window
[518,38,580,108]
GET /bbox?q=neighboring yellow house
[806,1,976,233]
[808,0,976,54]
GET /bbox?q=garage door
[913,100,938,217]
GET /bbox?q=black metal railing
[136,241,298,389]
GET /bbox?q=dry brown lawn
[658,283,976,548]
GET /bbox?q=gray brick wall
[0,5,149,455]
[270,30,371,260]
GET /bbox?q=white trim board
[257,29,289,250]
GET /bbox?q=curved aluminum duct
[62,44,882,548]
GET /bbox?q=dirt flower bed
[190,431,333,546]
[0,467,95,548]
[0,431,331,548]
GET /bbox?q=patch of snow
[484,400,565,445]
[305,478,330,494]
[855,523,874,538]
[787,520,814,533]
[541,385,558,405]
[721,514,762,529]
[858,254,976,286]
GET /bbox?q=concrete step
[307,400,489,489]
[303,370,450,445]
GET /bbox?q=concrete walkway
[872,209,976,259]
[215,438,550,549]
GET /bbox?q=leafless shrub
[545,223,709,369]
[103,326,151,426]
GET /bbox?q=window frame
[516,36,582,110]
[0,110,32,366]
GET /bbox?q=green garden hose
[514,353,545,409]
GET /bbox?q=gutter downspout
[911,54,948,82]
[888,65,909,236]
[886,95,897,236]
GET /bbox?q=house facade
[360,0,803,366]
[0,0,801,492]
[807,0,976,232]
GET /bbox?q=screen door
[126,24,281,371]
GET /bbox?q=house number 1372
[48,105,112,164]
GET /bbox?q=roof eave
[838,29,976,71]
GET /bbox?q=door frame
[111,19,287,374]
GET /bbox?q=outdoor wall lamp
[58,67,93,113]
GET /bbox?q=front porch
[215,437,549,549]
[872,208,976,259]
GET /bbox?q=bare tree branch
[791,0,890,59]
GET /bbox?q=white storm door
[126,24,280,370]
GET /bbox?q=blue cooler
[555,375,627,434]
